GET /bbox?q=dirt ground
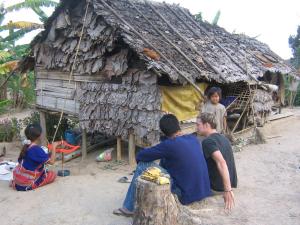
[0,108,300,225]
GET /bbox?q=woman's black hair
[18,124,42,161]
[207,87,222,99]
[159,114,181,137]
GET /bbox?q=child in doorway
[202,87,227,133]
[11,124,58,191]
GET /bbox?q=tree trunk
[0,78,7,101]
[133,178,179,225]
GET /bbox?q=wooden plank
[117,136,122,161]
[36,105,78,116]
[36,95,57,108]
[81,129,87,160]
[128,132,136,166]
[36,95,79,114]
[37,90,75,100]
[39,111,47,146]
[62,81,78,89]
[36,82,74,93]
[56,98,79,113]
[269,112,294,121]
[36,78,63,88]
[36,69,106,82]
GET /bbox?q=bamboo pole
[81,129,87,160]
[39,111,47,147]
[117,136,122,161]
[128,131,136,167]
[231,98,251,133]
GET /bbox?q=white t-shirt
[202,101,227,133]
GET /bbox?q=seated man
[197,113,238,210]
[114,114,211,216]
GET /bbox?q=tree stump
[133,177,179,225]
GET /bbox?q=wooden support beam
[81,129,87,160]
[117,136,122,161]
[231,99,251,133]
[39,111,47,146]
[128,131,136,166]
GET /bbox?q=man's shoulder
[203,133,230,146]
[202,135,217,147]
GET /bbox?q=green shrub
[0,117,21,142]
[22,111,78,142]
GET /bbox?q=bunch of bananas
[140,167,170,185]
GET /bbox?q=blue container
[220,96,236,107]
[64,130,76,145]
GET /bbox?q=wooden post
[39,111,47,146]
[133,178,179,225]
[81,129,87,160]
[117,136,122,161]
[128,131,136,166]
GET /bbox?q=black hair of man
[159,114,181,137]
[207,87,222,99]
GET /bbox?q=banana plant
[6,0,58,23]
[0,0,58,101]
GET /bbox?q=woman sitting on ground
[11,124,59,191]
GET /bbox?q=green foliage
[22,111,77,142]
[0,4,6,25]
[194,10,221,25]
[6,0,58,23]
[8,71,36,106]
[194,12,203,22]
[289,26,300,69]
[293,86,300,106]
[0,117,21,142]
[212,10,221,26]
[0,0,56,108]
[0,99,12,114]
[0,51,11,61]
[22,111,40,127]
[288,26,300,106]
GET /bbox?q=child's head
[24,124,42,143]
[19,124,42,161]
[207,87,222,104]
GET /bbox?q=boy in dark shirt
[114,114,211,217]
[197,112,237,211]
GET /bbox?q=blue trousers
[122,161,181,212]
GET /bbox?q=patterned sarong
[12,163,56,191]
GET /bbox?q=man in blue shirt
[113,114,211,217]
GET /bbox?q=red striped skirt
[12,164,56,191]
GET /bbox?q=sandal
[113,208,134,217]
[117,176,131,183]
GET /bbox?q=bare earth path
[0,109,300,225]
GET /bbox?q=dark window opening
[109,75,122,84]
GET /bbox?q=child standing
[201,87,227,133]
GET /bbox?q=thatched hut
[22,0,299,164]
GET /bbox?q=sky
[1,0,300,59]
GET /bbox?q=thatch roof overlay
[28,0,298,84]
